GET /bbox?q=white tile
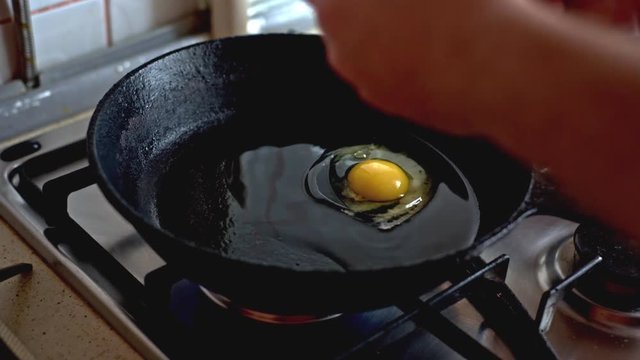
[31,0,108,70]
[0,22,18,84]
[109,0,199,44]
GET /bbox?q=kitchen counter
[0,216,142,359]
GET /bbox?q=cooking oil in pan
[155,133,479,271]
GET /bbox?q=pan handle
[524,168,592,224]
[456,256,559,359]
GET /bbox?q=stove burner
[199,286,342,325]
[574,223,640,311]
[536,229,640,337]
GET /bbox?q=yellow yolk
[347,159,409,202]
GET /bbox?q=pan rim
[87,33,481,275]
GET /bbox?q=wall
[0,0,202,85]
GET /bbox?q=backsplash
[0,0,202,85]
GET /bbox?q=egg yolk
[347,159,409,202]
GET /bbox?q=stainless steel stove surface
[0,112,638,360]
[0,31,639,360]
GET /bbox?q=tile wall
[0,0,201,84]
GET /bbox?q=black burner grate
[5,136,563,359]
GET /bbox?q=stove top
[0,111,638,359]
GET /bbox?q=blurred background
[0,0,318,88]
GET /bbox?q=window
[247,0,317,34]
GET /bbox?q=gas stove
[0,34,639,360]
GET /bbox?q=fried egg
[306,144,432,230]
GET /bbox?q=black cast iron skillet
[88,34,558,315]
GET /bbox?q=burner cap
[574,223,640,310]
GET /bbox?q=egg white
[330,144,432,230]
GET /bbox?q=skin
[307,0,640,238]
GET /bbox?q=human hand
[307,0,639,136]
[308,0,523,135]
[308,0,640,240]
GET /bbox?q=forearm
[472,1,640,235]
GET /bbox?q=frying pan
[88,34,512,315]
